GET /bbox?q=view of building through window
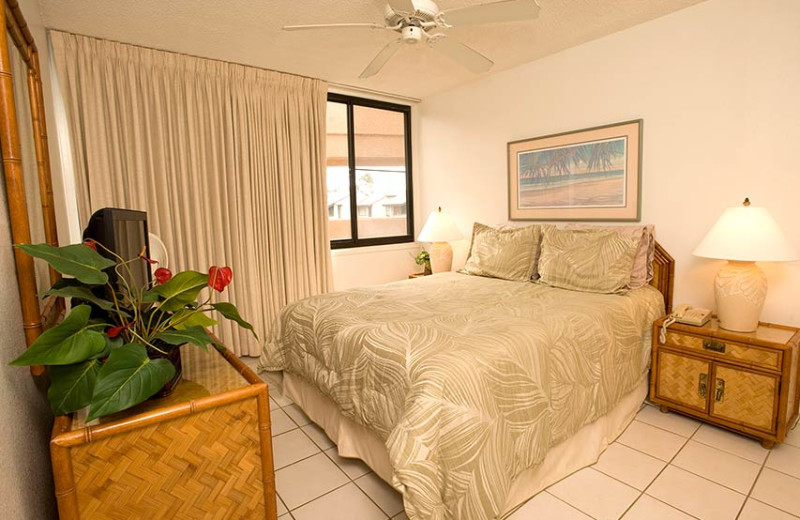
[326,95,411,247]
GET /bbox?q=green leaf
[89,335,124,361]
[105,335,125,351]
[44,285,116,312]
[47,359,101,415]
[140,290,161,303]
[154,326,213,349]
[9,305,107,366]
[171,310,218,330]
[212,302,258,340]
[16,243,115,285]
[86,344,175,421]
[150,271,209,312]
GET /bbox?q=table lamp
[693,198,798,332]
[418,207,462,273]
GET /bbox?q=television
[83,208,151,289]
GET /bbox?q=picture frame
[508,119,642,221]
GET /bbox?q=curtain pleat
[50,31,333,356]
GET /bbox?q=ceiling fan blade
[443,0,540,26]
[283,23,388,31]
[428,37,493,74]
[359,39,404,79]
[387,0,417,15]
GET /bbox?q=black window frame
[327,93,414,249]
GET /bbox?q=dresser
[650,318,800,448]
[50,345,278,519]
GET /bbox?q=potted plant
[414,249,432,275]
[9,240,256,422]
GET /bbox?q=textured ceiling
[37,0,706,99]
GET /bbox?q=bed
[259,234,674,520]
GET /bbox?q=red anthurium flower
[138,246,158,265]
[208,266,233,292]
[154,267,173,285]
[107,322,132,338]
[83,239,98,251]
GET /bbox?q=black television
[83,208,151,289]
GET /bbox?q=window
[326,93,413,248]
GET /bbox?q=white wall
[0,4,58,518]
[418,0,800,326]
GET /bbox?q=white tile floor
[242,358,800,520]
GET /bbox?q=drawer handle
[715,378,726,402]
[703,339,726,353]
[698,373,708,398]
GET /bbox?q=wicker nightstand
[650,317,800,448]
[408,272,431,279]
[50,346,278,519]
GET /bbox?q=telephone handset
[659,304,712,344]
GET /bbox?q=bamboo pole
[0,1,43,353]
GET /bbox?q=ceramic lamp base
[430,241,453,273]
[714,260,767,332]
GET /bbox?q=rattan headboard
[650,241,675,314]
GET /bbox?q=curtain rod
[48,29,422,105]
[328,83,421,104]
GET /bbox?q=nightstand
[408,272,430,279]
[650,317,800,448]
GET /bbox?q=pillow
[565,224,655,288]
[538,227,640,294]
[463,223,544,281]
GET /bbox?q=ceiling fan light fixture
[402,25,423,44]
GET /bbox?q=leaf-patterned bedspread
[260,272,664,519]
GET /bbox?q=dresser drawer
[664,330,782,371]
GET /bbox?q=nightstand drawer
[664,330,781,371]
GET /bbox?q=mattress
[259,272,664,520]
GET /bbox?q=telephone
[659,304,712,344]
[673,304,712,327]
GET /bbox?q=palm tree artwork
[517,137,627,209]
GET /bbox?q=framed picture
[508,119,642,221]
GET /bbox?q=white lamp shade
[418,207,463,243]
[693,204,798,262]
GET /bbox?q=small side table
[409,272,431,279]
[50,345,278,519]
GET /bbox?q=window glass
[353,106,408,239]
[326,101,351,240]
[326,95,412,248]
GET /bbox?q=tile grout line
[736,461,766,520]
[320,448,399,518]
[263,372,396,517]
[743,498,800,519]
[738,447,800,519]
[617,422,694,520]
[278,427,396,517]
[543,490,604,520]
[634,414,773,466]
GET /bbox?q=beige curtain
[50,31,332,356]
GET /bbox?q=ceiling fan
[283,0,541,78]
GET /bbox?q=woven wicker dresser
[50,346,278,520]
[651,317,800,448]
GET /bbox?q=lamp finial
[743,197,751,207]
[437,206,442,213]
